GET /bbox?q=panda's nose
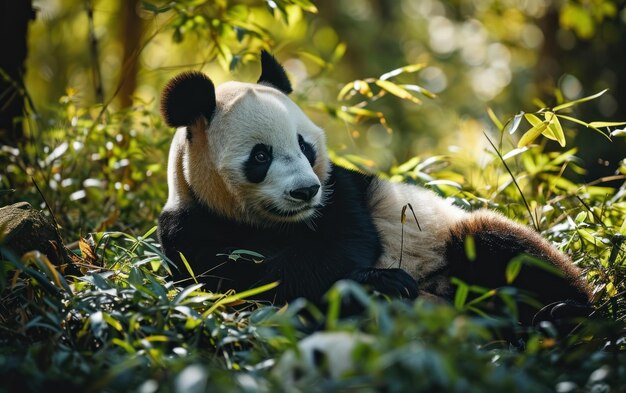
[289,185,320,202]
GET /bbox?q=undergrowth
[1,65,626,393]
[0,219,624,392]
[1,137,626,391]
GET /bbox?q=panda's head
[161,51,330,226]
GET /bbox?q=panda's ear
[257,50,293,95]
[161,71,216,128]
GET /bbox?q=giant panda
[157,51,592,325]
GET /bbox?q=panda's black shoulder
[315,165,381,261]
[329,164,377,194]
[323,164,376,218]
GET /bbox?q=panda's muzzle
[289,185,320,202]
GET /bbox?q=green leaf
[401,84,437,99]
[518,118,548,147]
[337,81,356,100]
[140,226,157,240]
[179,252,198,284]
[553,89,608,112]
[502,146,531,161]
[487,107,503,131]
[611,128,626,137]
[112,338,136,354]
[544,112,566,147]
[505,112,524,134]
[379,63,425,81]
[453,280,469,309]
[558,114,612,140]
[375,80,422,104]
[524,113,542,127]
[173,283,205,304]
[102,313,124,332]
[464,235,476,262]
[425,180,462,189]
[202,281,279,318]
[505,259,522,284]
[289,0,318,13]
[588,121,626,128]
[331,42,347,63]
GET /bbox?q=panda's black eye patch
[244,144,273,183]
[298,134,316,167]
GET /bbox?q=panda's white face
[182,81,330,226]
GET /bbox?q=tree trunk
[118,0,143,108]
[0,0,35,146]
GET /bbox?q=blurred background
[1,0,625,237]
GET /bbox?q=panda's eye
[298,134,316,167]
[298,134,308,153]
[255,151,269,163]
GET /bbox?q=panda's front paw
[532,300,594,336]
[348,268,419,299]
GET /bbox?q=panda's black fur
[159,164,418,303]
[158,51,592,326]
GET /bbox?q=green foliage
[2,0,626,391]
[0,93,170,238]
[1,87,625,390]
[142,0,318,70]
[1,239,624,392]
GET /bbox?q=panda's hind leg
[443,210,592,326]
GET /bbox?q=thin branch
[483,131,539,231]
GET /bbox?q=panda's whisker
[304,216,317,231]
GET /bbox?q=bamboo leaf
[506,259,522,284]
[588,121,626,128]
[202,281,279,318]
[502,146,531,161]
[425,179,463,189]
[173,283,205,304]
[556,114,589,127]
[518,120,548,147]
[524,113,543,127]
[337,82,355,100]
[112,338,136,354]
[558,114,612,140]
[487,107,503,131]
[464,235,476,262]
[379,63,425,81]
[544,112,566,147]
[289,0,318,13]
[612,128,626,137]
[375,80,422,104]
[453,280,469,309]
[102,313,124,332]
[505,112,524,134]
[140,226,157,240]
[401,84,437,99]
[179,252,198,284]
[553,89,608,112]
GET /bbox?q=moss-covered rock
[0,202,67,264]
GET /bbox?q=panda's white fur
[158,51,591,325]
[369,181,468,295]
[164,81,330,226]
[272,331,373,386]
